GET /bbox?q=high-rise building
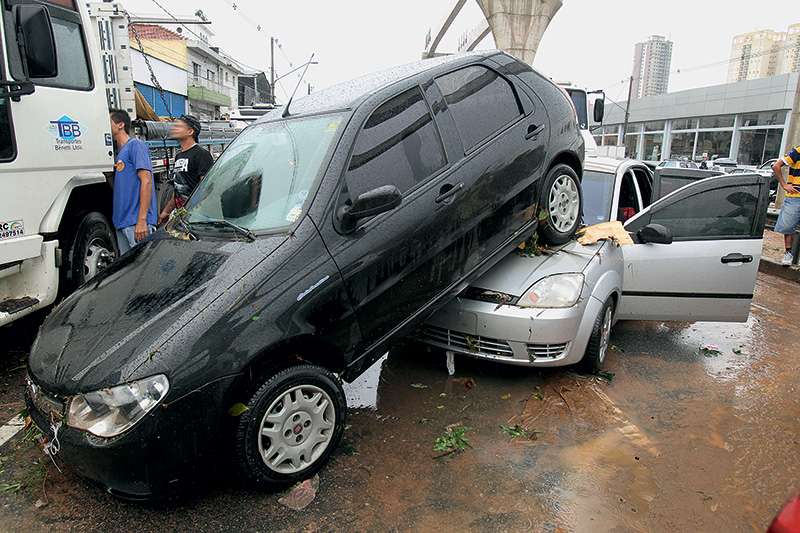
[727,25,800,83]
[780,24,800,75]
[727,29,786,82]
[631,35,673,99]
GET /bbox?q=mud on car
[25,50,584,499]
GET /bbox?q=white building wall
[131,49,187,96]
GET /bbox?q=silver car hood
[471,240,608,297]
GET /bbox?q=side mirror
[339,185,402,232]
[637,223,673,244]
[593,99,605,123]
[15,5,57,79]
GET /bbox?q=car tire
[234,364,346,488]
[577,297,614,374]
[537,164,582,245]
[62,211,118,292]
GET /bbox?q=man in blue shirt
[109,109,157,254]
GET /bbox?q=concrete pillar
[475,0,563,64]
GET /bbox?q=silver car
[418,157,769,372]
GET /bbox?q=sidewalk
[759,228,800,283]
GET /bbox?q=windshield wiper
[172,212,198,240]
[191,219,256,241]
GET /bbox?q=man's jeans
[116,224,155,254]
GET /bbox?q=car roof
[584,156,642,174]
[255,50,508,122]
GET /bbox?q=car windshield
[185,113,344,232]
[582,170,614,224]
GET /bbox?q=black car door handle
[525,124,545,140]
[721,253,753,264]
[435,182,464,203]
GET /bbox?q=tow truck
[0,1,242,326]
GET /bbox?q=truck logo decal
[44,116,86,152]
[0,220,23,239]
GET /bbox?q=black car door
[320,84,461,369]
[432,64,549,258]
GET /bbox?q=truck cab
[562,85,604,158]
[0,1,242,326]
[0,0,114,325]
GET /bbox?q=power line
[216,0,310,87]
[143,0,293,102]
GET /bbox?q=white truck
[0,0,240,326]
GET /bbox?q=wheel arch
[38,175,112,236]
[222,336,348,410]
[546,151,583,182]
[55,183,114,240]
[590,266,623,322]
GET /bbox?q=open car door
[617,173,769,322]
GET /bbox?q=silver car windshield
[582,170,614,224]
[185,114,344,232]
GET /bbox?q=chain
[123,9,174,120]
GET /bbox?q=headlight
[66,375,169,438]
[518,273,584,308]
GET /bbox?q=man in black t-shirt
[158,114,214,225]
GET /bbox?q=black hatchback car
[26,50,584,498]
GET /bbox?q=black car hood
[29,231,287,395]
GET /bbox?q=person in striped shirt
[773,145,800,266]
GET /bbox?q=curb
[759,257,800,283]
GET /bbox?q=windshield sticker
[44,115,85,152]
[325,122,340,132]
[286,206,302,223]
[297,275,330,302]
[299,190,309,200]
[0,220,23,239]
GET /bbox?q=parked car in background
[711,157,738,173]
[25,50,584,499]
[657,160,698,169]
[418,157,769,372]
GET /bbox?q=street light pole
[270,37,275,105]
[622,75,635,154]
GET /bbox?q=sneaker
[782,251,793,266]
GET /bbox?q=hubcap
[547,175,580,232]
[598,306,613,363]
[257,384,336,474]
[84,238,115,280]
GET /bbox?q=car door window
[618,172,639,222]
[434,65,522,152]
[633,168,653,208]
[344,86,446,199]
[647,184,760,239]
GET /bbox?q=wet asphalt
[0,271,798,532]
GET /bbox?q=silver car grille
[526,343,569,360]
[419,326,514,358]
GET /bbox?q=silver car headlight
[66,375,169,438]
[518,273,584,308]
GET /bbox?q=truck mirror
[15,5,57,79]
[593,99,605,123]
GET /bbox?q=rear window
[435,65,522,152]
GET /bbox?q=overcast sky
[122,0,795,106]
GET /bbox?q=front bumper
[418,295,603,367]
[25,375,237,500]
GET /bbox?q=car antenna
[282,53,315,118]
